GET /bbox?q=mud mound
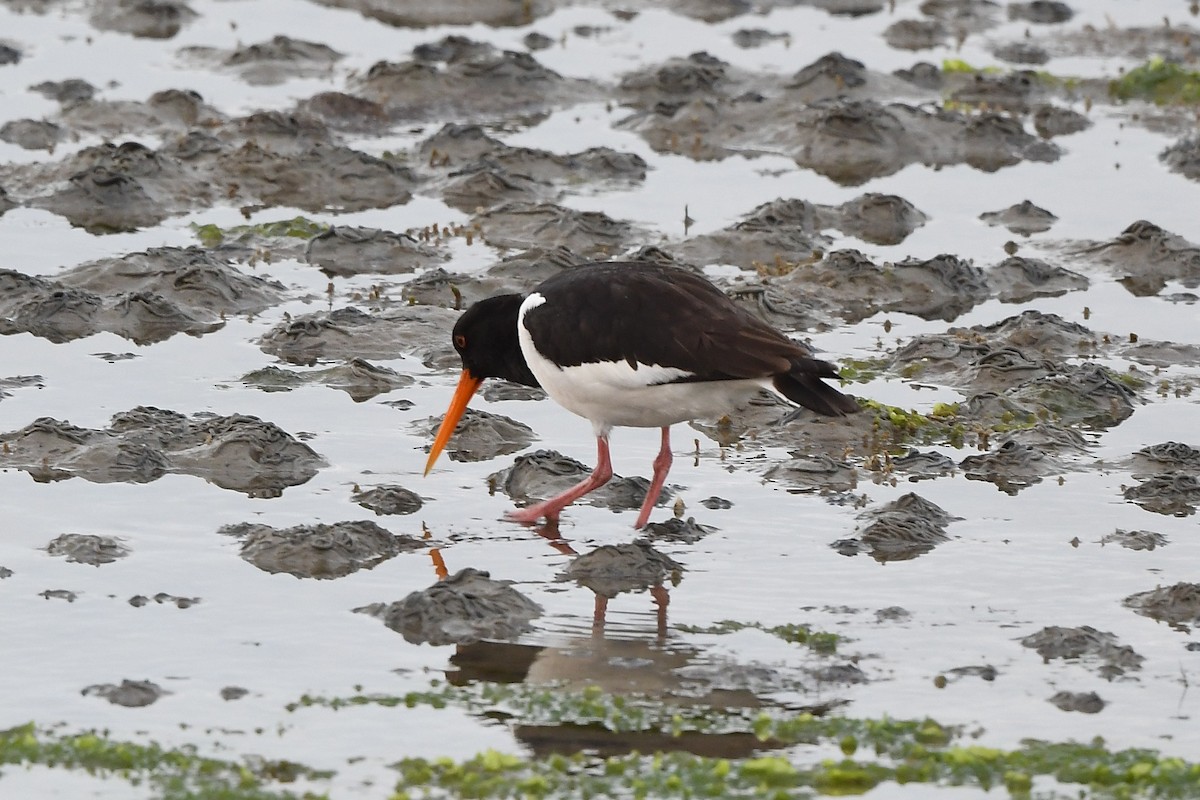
[832,492,957,562]
[1019,625,1144,679]
[220,520,423,579]
[361,568,543,646]
[489,450,671,513]
[0,408,324,496]
[559,540,684,597]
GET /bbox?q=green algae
[1114,369,1149,391]
[192,216,328,248]
[19,680,1196,800]
[1110,57,1200,105]
[289,681,772,738]
[860,397,1061,454]
[287,674,1200,798]
[289,683,952,758]
[929,402,960,419]
[674,619,841,655]
[389,725,1200,800]
[940,58,1075,89]
[865,399,936,436]
[941,59,1000,76]
[862,399,964,449]
[837,357,888,384]
[0,722,329,800]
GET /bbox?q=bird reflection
[527,518,578,558]
[446,611,783,759]
[431,537,773,758]
[425,530,846,760]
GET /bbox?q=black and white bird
[424,261,859,528]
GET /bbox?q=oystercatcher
[424,261,859,528]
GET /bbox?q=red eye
[454,334,467,349]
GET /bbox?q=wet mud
[1071,221,1200,297]
[352,484,424,516]
[422,408,536,463]
[0,408,324,496]
[258,305,460,366]
[831,492,956,562]
[82,679,167,708]
[219,520,425,579]
[1121,441,1200,516]
[1019,625,1144,680]
[1100,529,1168,551]
[44,533,130,566]
[1049,690,1105,714]
[558,540,683,598]
[1122,583,1200,629]
[305,226,447,278]
[361,568,544,646]
[640,516,717,544]
[180,35,344,87]
[242,358,413,402]
[128,592,200,609]
[489,449,674,513]
[979,200,1059,236]
[0,246,288,343]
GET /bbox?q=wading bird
[425,261,859,528]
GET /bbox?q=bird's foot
[504,505,559,526]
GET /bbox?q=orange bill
[429,547,449,580]
[423,369,483,476]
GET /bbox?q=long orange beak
[423,369,483,476]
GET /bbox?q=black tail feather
[772,360,859,417]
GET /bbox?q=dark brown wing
[526,261,809,380]
[526,262,858,417]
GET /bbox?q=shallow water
[2,0,1199,797]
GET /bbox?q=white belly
[517,293,766,432]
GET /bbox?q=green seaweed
[29,677,1195,800]
[389,726,1200,799]
[192,216,328,248]
[0,722,330,800]
[290,681,774,738]
[940,58,1072,88]
[860,397,1057,451]
[837,357,888,384]
[675,619,841,655]
[862,399,950,442]
[929,401,960,419]
[1110,57,1200,105]
[1113,369,1149,390]
[290,684,962,758]
[941,59,1000,76]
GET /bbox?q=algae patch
[675,619,842,655]
[0,722,331,799]
[388,713,1200,799]
[289,681,1200,799]
[192,215,329,248]
[1110,57,1200,105]
[290,682,775,738]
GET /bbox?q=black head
[452,294,540,388]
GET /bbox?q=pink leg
[505,435,613,525]
[633,426,673,529]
